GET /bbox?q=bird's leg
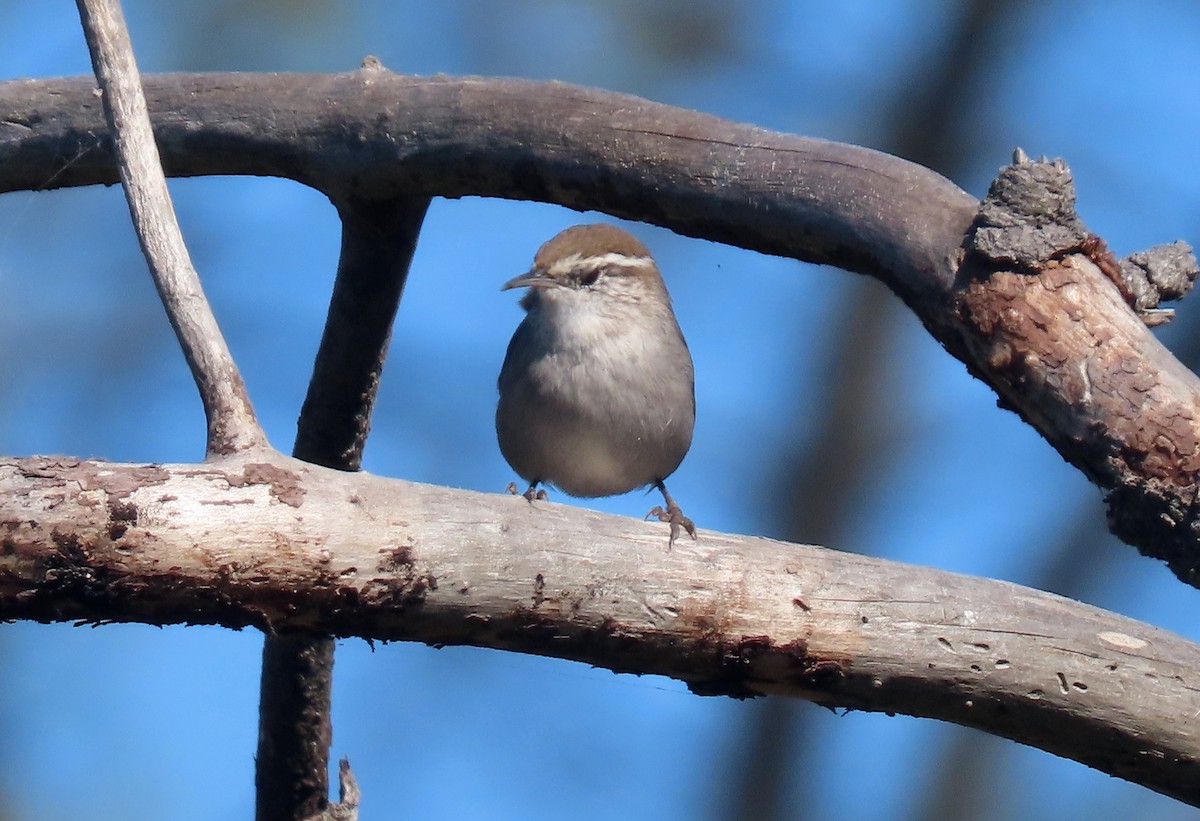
[645,479,696,549]
[507,481,547,502]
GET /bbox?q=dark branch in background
[257,67,430,819]
[71,7,266,456]
[736,3,1018,814]
[1,72,1197,582]
[2,455,1199,807]
[734,281,900,820]
[860,6,1063,817]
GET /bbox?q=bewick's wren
[496,223,696,546]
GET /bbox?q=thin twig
[74,0,266,455]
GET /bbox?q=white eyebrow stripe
[547,252,654,277]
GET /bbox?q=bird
[496,223,696,547]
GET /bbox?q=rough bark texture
[1,72,1197,583]
[956,156,1200,583]
[1,454,1198,805]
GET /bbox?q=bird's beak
[501,268,554,291]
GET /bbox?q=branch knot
[966,148,1198,325]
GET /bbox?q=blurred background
[1,1,1198,819]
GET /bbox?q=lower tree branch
[2,454,1198,807]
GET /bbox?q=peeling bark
[958,155,1200,582]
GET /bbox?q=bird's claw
[645,503,697,550]
[507,482,547,503]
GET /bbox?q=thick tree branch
[71,9,265,456]
[2,72,1198,582]
[0,72,974,303]
[1,454,1197,806]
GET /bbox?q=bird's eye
[579,268,601,287]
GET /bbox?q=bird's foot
[645,502,697,550]
[647,480,696,549]
[507,481,547,502]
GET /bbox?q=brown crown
[533,223,653,270]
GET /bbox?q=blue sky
[2,2,1199,819]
